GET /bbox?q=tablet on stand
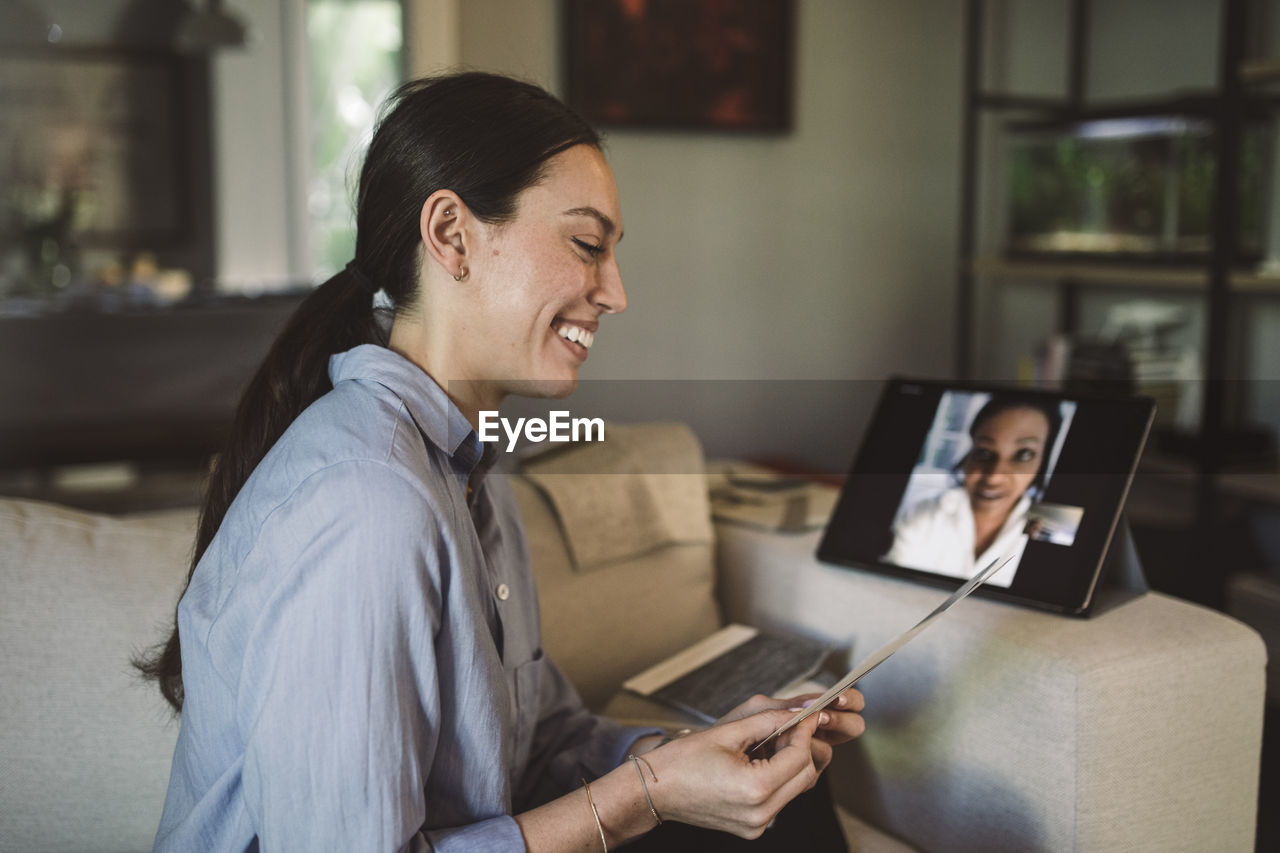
[818,378,1156,617]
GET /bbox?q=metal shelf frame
[955,0,1274,611]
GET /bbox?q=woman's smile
[551,317,597,362]
[971,482,1009,502]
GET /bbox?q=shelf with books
[969,256,1208,290]
[1241,58,1280,87]
[972,257,1280,295]
[1231,270,1280,294]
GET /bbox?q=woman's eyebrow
[563,206,623,242]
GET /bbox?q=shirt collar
[328,344,487,476]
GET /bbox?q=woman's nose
[978,461,1009,480]
[591,257,626,315]
[988,460,1016,480]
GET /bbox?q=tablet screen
[817,379,1155,615]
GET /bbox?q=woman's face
[460,144,626,403]
[962,406,1051,520]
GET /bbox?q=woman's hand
[640,709,822,838]
[716,689,866,775]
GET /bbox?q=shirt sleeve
[515,653,662,809]
[232,462,524,852]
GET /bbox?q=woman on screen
[883,394,1062,582]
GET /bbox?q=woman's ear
[419,191,468,281]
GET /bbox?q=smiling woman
[388,142,627,417]
[134,71,860,852]
[884,392,1065,583]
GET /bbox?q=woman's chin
[508,376,578,400]
[970,496,1014,516]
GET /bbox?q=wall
[445,0,964,468]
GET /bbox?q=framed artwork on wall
[0,47,188,248]
[562,0,795,132]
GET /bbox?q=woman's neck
[388,316,503,431]
[971,500,1019,558]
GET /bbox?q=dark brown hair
[136,72,601,711]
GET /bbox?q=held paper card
[750,552,1015,754]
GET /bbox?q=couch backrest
[0,498,195,853]
[512,421,722,711]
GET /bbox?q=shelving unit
[959,13,1280,841]
[955,0,1280,611]
[968,256,1210,289]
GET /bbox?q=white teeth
[555,322,594,349]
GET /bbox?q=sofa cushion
[520,422,713,571]
[511,423,722,711]
[0,498,197,852]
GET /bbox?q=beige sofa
[0,422,1267,852]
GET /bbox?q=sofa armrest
[714,522,1267,853]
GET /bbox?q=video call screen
[818,379,1155,615]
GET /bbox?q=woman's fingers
[717,693,793,725]
[721,688,866,733]
[657,689,865,838]
[816,707,866,744]
[744,716,821,833]
[835,688,866,712]
[646,708,820,837]
[763,711,820,773]
[722,707,812,757]
[785,687,865,713]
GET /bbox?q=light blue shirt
[155,344,654,852]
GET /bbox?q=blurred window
[305,0,403,280]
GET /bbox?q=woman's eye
[971,448,996,465]
[1014,448,1038,463]
[572,238,604,259]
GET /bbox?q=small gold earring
[444,209,454,216]
[453,267,467,282]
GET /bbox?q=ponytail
[135,269,381,711]
[135,71,601,713]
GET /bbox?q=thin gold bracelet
[581,777,608,853]
[626,753,662,826]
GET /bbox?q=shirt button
[495,583,510,601]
